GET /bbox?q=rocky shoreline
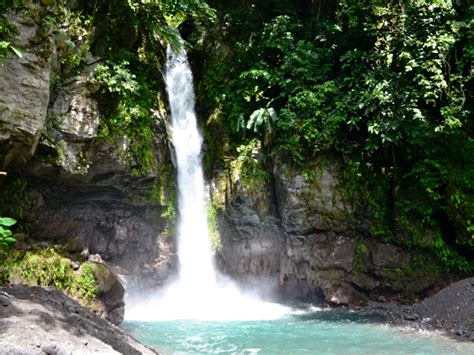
[0,279,472,353]
[0,285,156,354]
[358,277,474,341]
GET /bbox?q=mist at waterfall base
[124,45,288,322]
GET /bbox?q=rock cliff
[0,1,176,292]
[212,145,444,306]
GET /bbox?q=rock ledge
[0,285,156,354]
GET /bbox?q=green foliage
[199,0,473,273]
[432,234,471,273]
[93,61,140,95]
[73,263,99,300]
[231,139,268,185]
[0,217,16,249]
[18,250,73,290]
[92,59,158,174]
[353,241,369,273]
[2,248,99,301]
[161,0,216,28]
[0,1,22,65]
[207,199,220,251]
[0,40,22,63]
[56,10,93,73]
[239,107,278,147]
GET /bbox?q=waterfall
[165,46,216,292]
[125,44,289,321]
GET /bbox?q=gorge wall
[1,0,470,309]
[211,150,443,305]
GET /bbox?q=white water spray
[125,45,289,321]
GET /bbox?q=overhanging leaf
[0,217,17,227]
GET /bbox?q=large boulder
[87,262,125,324]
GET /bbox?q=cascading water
[166,44,216,294]
[125,44,288,321]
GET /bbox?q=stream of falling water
[125,45,288,322]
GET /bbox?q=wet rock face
[45,55,102,173]
[279,233,364,305]
[31,193,174,278]
[216,155,440,306]
[215,163,285,298]
[49,63,101,142]
[26,135,176,283]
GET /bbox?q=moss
[143,161,176,216]
[302,169,316,183]
[202,106,232,178]
[1,247,100,304]
[74,148,90,175]
[352,241,369,273]
[211,173,228,209]
[208,199,220,251]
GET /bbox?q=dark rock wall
[212,150,442,306]
[0,2,176,288]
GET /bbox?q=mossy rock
[87,261,125,324]
[87,262,117,294]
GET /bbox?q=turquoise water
[122,311,473,354]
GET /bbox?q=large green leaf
[0,228,12,238]
[4,237,16,244]
[0,217,16,227]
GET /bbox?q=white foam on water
[125,44,289,322]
